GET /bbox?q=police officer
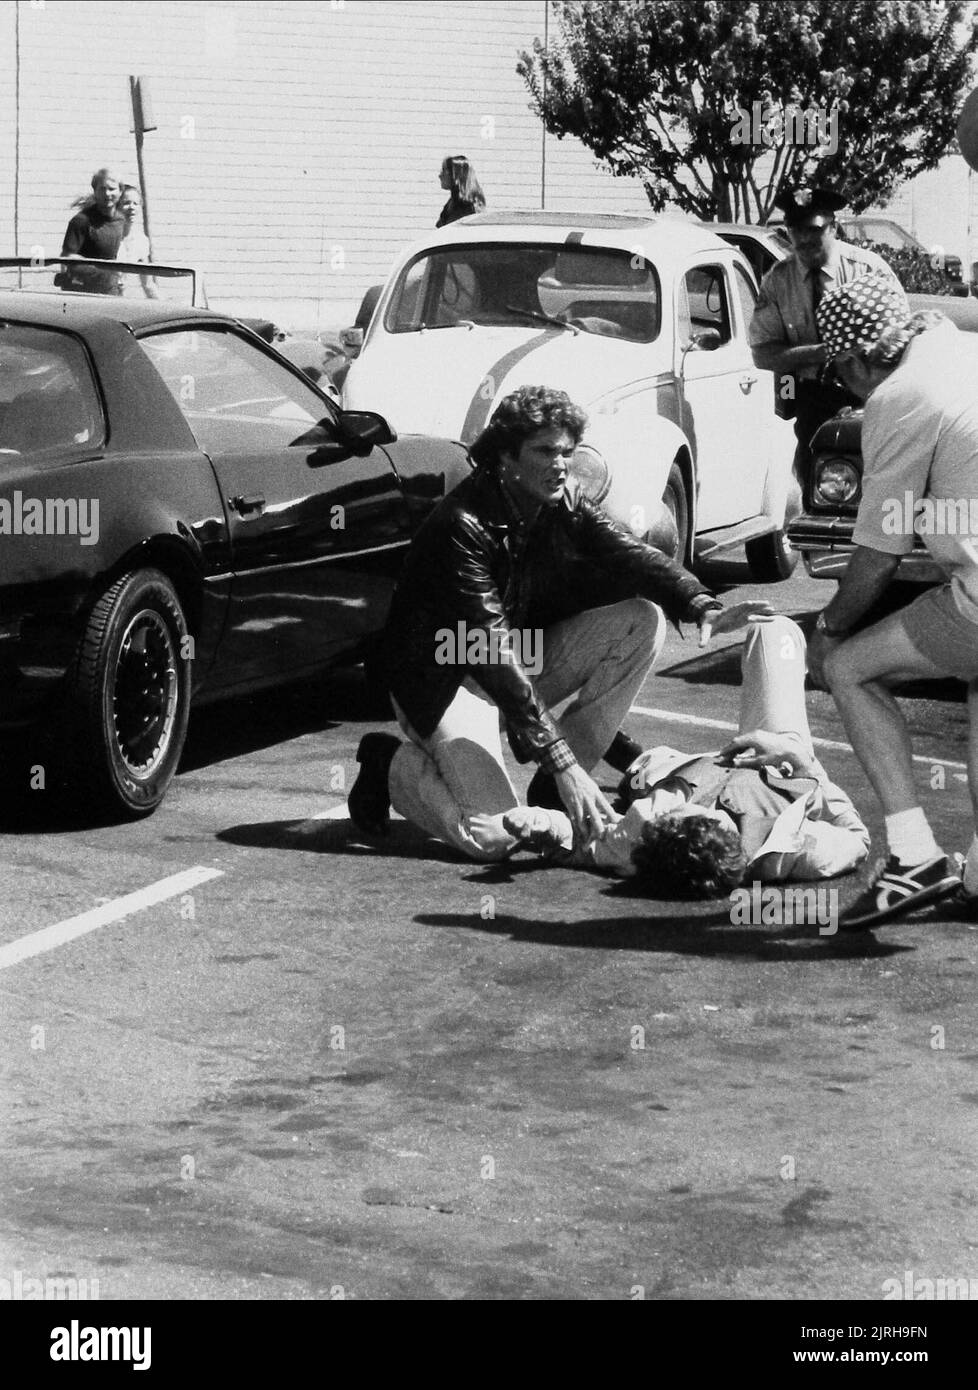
[749,186,902,487]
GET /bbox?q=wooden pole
[129,75,154,259]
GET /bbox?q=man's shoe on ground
[347,732,400,837]
[926,854,978,922]
[840,853,961,930]
[526,767,564,811]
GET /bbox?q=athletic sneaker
[840,853,962,931]
[930,854,978,922]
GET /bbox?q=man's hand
[554,764,618,846]
[698,602,776,648]
[807,628,842,690]
[717,729,815,777]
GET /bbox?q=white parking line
[0,866,224,971]
[630,705,968,771]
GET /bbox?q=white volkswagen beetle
[342,212,797,579]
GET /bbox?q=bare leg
[824,610,950,816]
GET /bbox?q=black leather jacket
[382,467,718,770]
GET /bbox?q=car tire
[745,526,799,582]
[652,463,691,566]
[64,569,191,818]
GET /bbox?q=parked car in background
[343,211,799,580]
[0,287,469,817]
[838,217,967,291]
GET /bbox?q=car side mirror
[690,328,722,352]
[306,409,396,466]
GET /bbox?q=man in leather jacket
[348,385,768,860]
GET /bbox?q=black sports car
[0,289,470,817]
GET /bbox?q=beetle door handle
[229,494,266,517]
[739,373,758,393]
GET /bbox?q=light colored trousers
[388,598,666,861]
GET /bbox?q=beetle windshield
[385,243,660,343]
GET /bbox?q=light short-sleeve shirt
[749,240,901,380]
[854,318,978,624]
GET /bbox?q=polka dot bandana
[816,275,911,360]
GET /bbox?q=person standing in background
[116,185,158,298]
[59,166,125,294]
[436,155,486,227]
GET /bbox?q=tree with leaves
[518,0,978,223]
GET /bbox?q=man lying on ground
[470,617,870,899]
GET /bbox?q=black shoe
[526,767,564,811]
[348,732,400,837]
[840,853,961,931]
[603,731,643,774]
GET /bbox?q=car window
[385,243,660,343]
[139,327,335,453]
[679,265,732,345]
[733,261,758,332]
[0,324,104,457]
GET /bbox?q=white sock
[885,808,942,867]
[963,835,978,895]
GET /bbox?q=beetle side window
[733,262,759,334]
[0,324,104,457]
[681,266,732,345]
[139,328,337,454]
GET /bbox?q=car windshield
[0,258,199,306]
[0,323,103,457]
[385,243,660,343]
[847,222,919,253]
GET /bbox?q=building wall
[1,0,645,327]
[3,0,973,328]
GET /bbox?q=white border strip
[630,705,967,771]
[0,866,224,971]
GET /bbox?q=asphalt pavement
[1,556,976,1302]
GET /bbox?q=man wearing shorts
[807,275,978,927]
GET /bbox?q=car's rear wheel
[64,569,191,817]
[745,525,799,582]
[651,463,690,566]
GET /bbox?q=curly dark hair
[630,811,748,898]
[468,385,587,468]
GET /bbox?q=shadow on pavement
[413,906,911,961]
[218,815,463,864]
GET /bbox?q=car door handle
[229,494,266,517]
[739,373,758,393]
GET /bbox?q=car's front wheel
[65,569,192,817]
[745,525,799,582]
[650,463,691,566]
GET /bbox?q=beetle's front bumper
[786,514,947,582]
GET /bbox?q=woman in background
[117,185,157,298]
[436,155,486,226]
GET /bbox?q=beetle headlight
[569,443,611,504]
[813,456,860,506]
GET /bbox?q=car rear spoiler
[0,256,206,308]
